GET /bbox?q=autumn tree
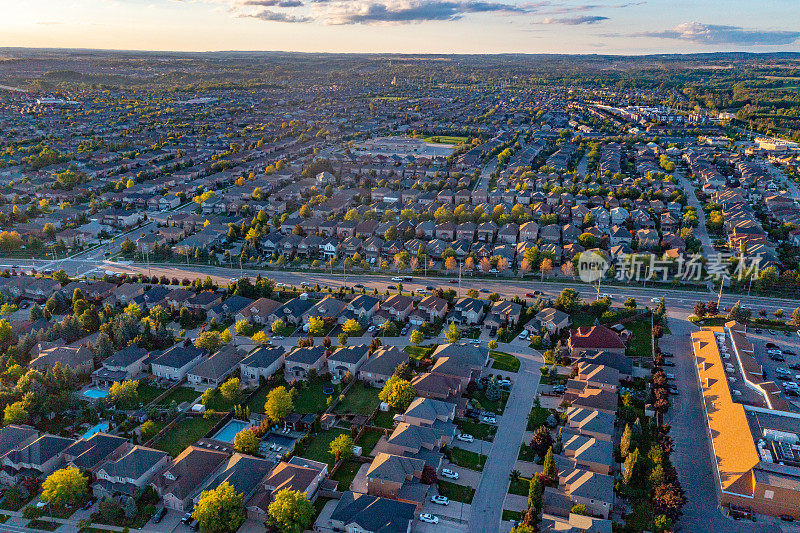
[268,489,314,533]
[41,467,87,507]
[379,375,416,410]
[265,386,294,423]
[193,481,245,533]
[329,434,354,463]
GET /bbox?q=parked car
[665,373,675,380]
[780,514,794,522]
[457,433,474,443]
[552,385,566,394]
[465,409,480,419]
[771,354,786,362]
[661,351,674,358]
[354,284,364,288]
[481,415,497,424]
[497,378,512,388]
[525,293,535,298]
[518,331,529,340]
[152,508,167,523]
[441,468,459,480]
[182,513,193,525]
[662,360,675,367]
[431,495,449,505]
[788,363,800,370]
[420,513,439,524]
[190,519,200,531]
[669,387,679,395]
[650,297,662,303]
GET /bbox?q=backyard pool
[82,421,109,439]
[213,420,252,443]
[83,388,108,399]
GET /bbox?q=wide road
[469,347,542,532]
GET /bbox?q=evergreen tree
[542,447,557,479]
[620,423,633,459]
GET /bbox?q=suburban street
[469,347,542,532]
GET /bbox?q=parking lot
[749,329,800,411]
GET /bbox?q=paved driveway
[468,346,541,532]
[440,463,482,488]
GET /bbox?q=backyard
[334,382,380,415]
[447,447,487,471]
[455,419,496,441]
[152,386,200,408]
[152,415,218,457]
[292,379,342,414]
[331,459,361,491]
[626,317,653,358]
[294,427,348,467]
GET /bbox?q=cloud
[237,7,311,21]
[536,15,608,24]
[320,1,528,25]
[636,22,800,46]
[240,0,303,7]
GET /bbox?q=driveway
[468,346,541,532]
[451,438,492,456]
[440,462,482,488]
[664,318,770,533]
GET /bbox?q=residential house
[284,346,327,381]
[240,346,286,387]
[358,346,409,388]
[158,446,229,511]
[150,343,207,381]
[327,344,369,383]
[187,345,243,389]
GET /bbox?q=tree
[623,447,639,485]
[220,377,243,405]
[624,297,637,310]
[308,316,325,336]
[108,380,139,408]
[410,329,424,345]
[570,503,589,516]
[620,424,633,458]
[529,426,553,458]
[393,361,413,381]
[342,319,361,336]
[265,386,294,423]
[488,339,498,350]
[120,238,135,255]
[234,429,260,455]
[445,322,461,343]
[379,375,416,410]
[554,288,580,313]
[234,320,254,337]
[41,467,87,507]
[267,489,314,533]
[528,474,544,513]
[542,447,557,479]
[272,318,288,335]
[193,481,245,533]
[791,307,800,329]
[693,301,707,318]
[329,434,354,463]
[511,524,536,533]
[195,331,222,353]
[252,330,268,345]
[4,401,27,425]
[140,420,158,441]
[485,376,501,401]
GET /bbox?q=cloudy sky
[2,0,799,54]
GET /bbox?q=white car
[518,331,528,340]
[497,379,512,387]
[441,468,459,480]
[651,297,662,303]
[457,433,474,443]
[419,513,439,524]
[391,276,403,282]
[276,282,286,287]
[481,415,497,424]
[430,495,449,506]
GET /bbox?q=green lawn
[570,312,596,328]
[448,447,487,471]
[404,345,435,360]
[455,419,496,441]
[518,443,536,462]
[136,383,167,406]
[293,380,342,414]
[334,382,380,415]
[468,388,508,414]
[154,386,200,408]
[26,520,58,531]
[490,351,520,373]
[424,135,469,145]
[627,318,653,358]
[437,480,475,504]
[153,415,218,457]
[508,477,531,496]
[371,409,397,429]
[246,380,285,413]
[502,510,524,522]
[357,430,382,455]
[294,428,347,467]
[331,459,361,491]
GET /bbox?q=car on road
[650,297,662,303]
[273,335,284,340]
[662,360,675,367]
[669,387,679,395]
[354,284,364,288]
[391,277,403,282]
[152,508,167,523]
[526,293,535,298]
[387,285,396,290]
[780,514,795,522]
[457,433,474,443]
[770,330,777,335]
[481,415,497,424]
[449,279,458,284]
[420,513,439,524]
[276,282,286,288]
[426,285,435,291]
[430,495,449,505]
[755,328,763,334]
[786,331,792,337]
[441,468,459,479]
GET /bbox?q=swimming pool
[82,421,109,439]
[83,388,108,399]
[213,420,252,443]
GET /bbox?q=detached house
[327,344,369,383]
[284,346,327,381]
[94,445,170,498]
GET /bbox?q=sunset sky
[2,0,799,54]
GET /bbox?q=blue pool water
[83,388,108,399]
[213,420,251,443]
[82,422,109,439]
